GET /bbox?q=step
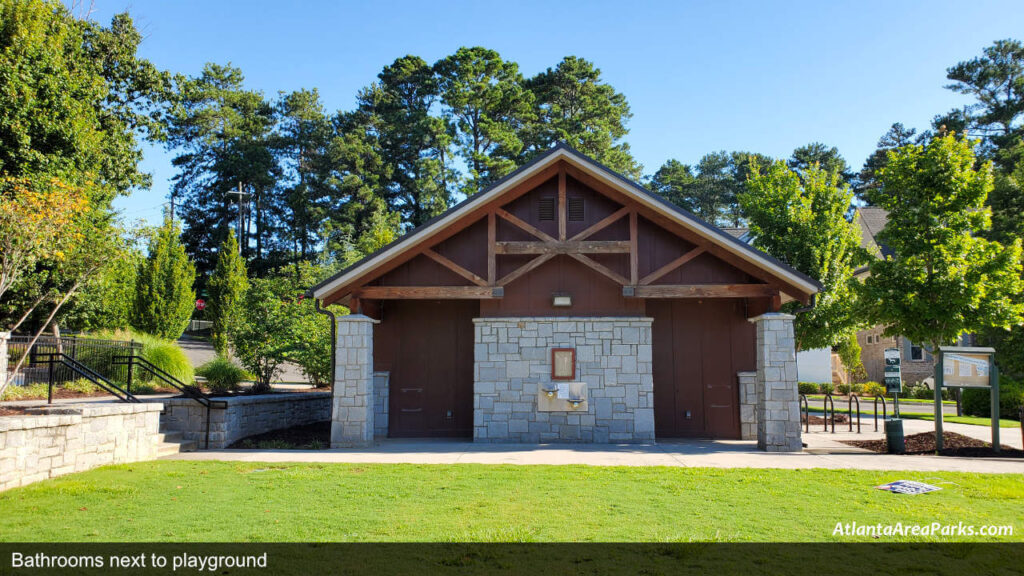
[156,439,197,456]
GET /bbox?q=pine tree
[207,230,248,354]
[133,217,196,339]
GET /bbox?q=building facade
[310,145,820,451]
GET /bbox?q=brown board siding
[373,299,478,438]
[648,298,763,439]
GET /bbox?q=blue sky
[88,0,1024,225]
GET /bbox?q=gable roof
[309,143,822,301]
[856,206,893,259]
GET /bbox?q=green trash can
[885,418,905,454]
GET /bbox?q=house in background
[853,207,973,385]
[310,145,820,451]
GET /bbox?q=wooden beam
[569,206,629,241]
[423,249,488,287]
[569,253,629,286]
[639,247,707,286]
[356,286,504,299]
[323,162,562,303]
[624,284,779,299]
[629,211,638,285]
[494,240,631,255]
[495,208,557,243]
[558,170,567,241]
[497,253,556,286]
[487,212,496,285]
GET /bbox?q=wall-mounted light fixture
[552,293,572,307]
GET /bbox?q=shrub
[797,382,818,395]
[862,381,886,398]
[0,382,48,401]
[962,378,1024,420]
[196,356,250,393]
[908,382,934,400]
[819,382,835,395]
[836,383,852,395]
[850,382,865,395]
[85,329,194,385]
[63,378,99,394]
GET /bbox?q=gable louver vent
[538,197,556,221]
[568,197,585,221]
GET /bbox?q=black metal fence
[7,335,142,388]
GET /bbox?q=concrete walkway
[167,429,1024,474]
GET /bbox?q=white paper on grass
[875,480,942,495]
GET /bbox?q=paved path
[167,425,1024,473]
[177,336,307,384]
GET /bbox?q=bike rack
[873,395,887,431]
[799,394,810,432]
[823,393,835,433]
[847,394,861,433]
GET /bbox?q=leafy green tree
[650,159,697,211]
[435,47,535,194]
[352,56,454,227]
[652,151,770,226]
[741,161,867,354]
[944,39,1024,150]
[524,56,641,178]
[134,217,196,340]
[60,233,143,332]
[788,143,853,184]
[167,63,279,278]
[228,276,294,392]
[862,134,1024,352]
[0,0,167,204]
[275,88,334,263]
[856,123,925,202]
[207,230,248,354]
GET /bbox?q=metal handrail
[823,393,835,433]
[114,355,221,409]
[113,354,226,450]
[38,353,139,404]
[847,394,861,433]
[873,395,887,431]
[799,394,809,432]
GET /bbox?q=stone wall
[0,403,162,491]
[473,317,654,443]
[373,371,389,438]
[737,371,757,440]
[161,392,330,449]
[750,313,802,452]
[331,315,377,447]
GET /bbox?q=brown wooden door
[648,299,743,439]
[387,300,477,438]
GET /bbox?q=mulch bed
[842,431,1024,458]
[0,406,30,417]
[803,414,850,426]
[228,420,331,450]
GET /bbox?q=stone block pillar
[0,332,9,390]
[331,315,378,448]
[749,313,802,452]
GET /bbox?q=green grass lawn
[807,395,956,405]
[1,461,1022,542]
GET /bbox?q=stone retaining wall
[473,317,655,443]
[737,371,757,440]
[0,403,162,491]
[161,392,330,449]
